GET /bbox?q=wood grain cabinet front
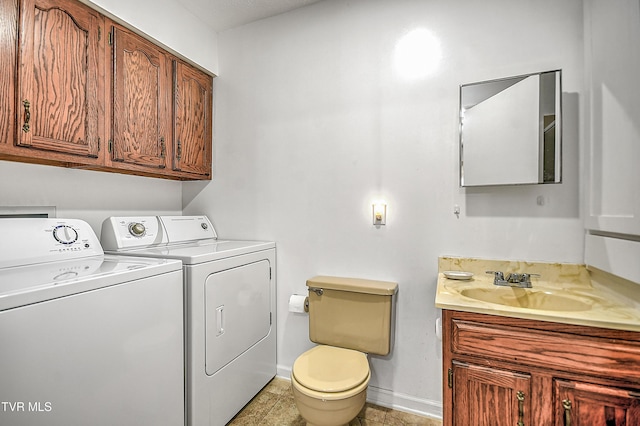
[172,60,212,179]
[109,24,172,173]
[451,361,531,426]
[1,0,213,180]
[554,380,640,426]
[14,0,104,164]
[443,310,640,426]
[0,0,17,154]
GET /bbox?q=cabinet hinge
[269,267,272,280]
[108,30,113,46]
[108,139,113,153]
[270,312,272,325]
[448,368,453,389]
[98,27,101,41]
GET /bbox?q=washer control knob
[129,222,146,237]
[53,225,78,245]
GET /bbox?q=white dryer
[0,218,184,426]
[101,215,276,426]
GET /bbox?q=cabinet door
[0,0,17,151]
[111,26,171,170]
[452,361,532,426]
[17,0,102,158]
[173,60,212,178]
[584,0,640,236]
[555,380,640,426]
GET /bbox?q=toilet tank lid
[306,276,398,295]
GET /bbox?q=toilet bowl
[291,276,398,426]
[291,345,370,426]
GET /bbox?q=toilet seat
[292,345,369,395]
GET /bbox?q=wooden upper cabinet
[0,0,17,152]
[111,25,171,171]
[173,61,212,179]
[17,0,103,160]
[3,0,213,179]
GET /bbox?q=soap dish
[443,271,474,280]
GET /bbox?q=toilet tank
[306,276,398,356]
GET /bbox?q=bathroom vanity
[436,257,640,426]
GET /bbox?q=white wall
[84,0,219,74]
[183,0,585,417]
[0,161,182,234]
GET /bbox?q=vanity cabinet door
[443,310,640,426]
[110,25,171,172]
[172,60,212,179]
[16,0,103,161]
[555,380,640,426]
[452,361,531,426]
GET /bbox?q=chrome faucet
[486,271,540,288]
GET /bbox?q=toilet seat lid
[292,345,369,393]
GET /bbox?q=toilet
[291,276,398,426]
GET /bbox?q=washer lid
[0,255,181,311]
[292,345,369,393]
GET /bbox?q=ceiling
[173,0,324,32]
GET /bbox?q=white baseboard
[276,365,443,420]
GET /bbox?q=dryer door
[204,260,271,375]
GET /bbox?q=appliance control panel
[159,216,217,242]
[101,215,217,250]
[0,218,103,269]
[100,216,167,250]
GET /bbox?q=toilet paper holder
[288,294,310,314]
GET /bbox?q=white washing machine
[0,218,184,426]
[101,215,276,426]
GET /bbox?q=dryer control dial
[128,222,146,237]
[53,225,79,245]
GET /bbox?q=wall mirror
[459,70,562,187]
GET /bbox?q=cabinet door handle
[22,100,31,133]
[516,391,525,426]
[562,399,572,426]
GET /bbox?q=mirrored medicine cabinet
[459,70,562,187]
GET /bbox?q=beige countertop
[435,256,640,332]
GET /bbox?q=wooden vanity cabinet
[12,0,104,165]
[554,379,640,425]
[451,361,531,426]
[443,310,640,426]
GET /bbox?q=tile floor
[228,377,442,426]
